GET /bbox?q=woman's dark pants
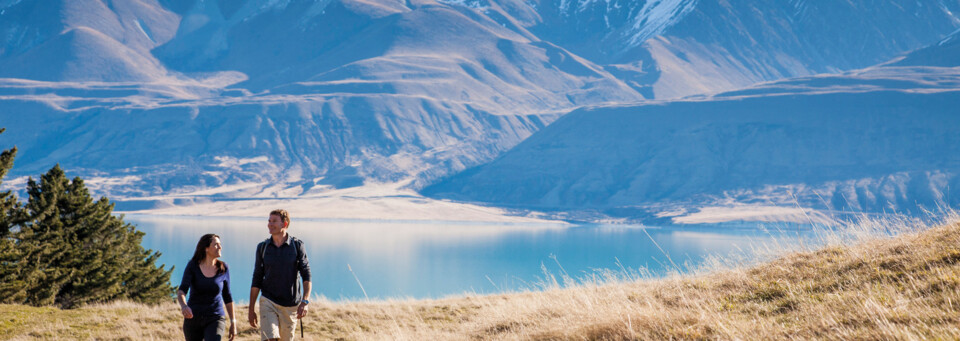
[183,315,226,341]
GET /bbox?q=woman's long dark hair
[191,234,227,275]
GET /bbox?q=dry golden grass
[3,216,960,340]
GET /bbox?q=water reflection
[128,215,815,302]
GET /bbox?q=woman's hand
[180,306,194,319]
[228,322,238,340]
[176,290,192,319]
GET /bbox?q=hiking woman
[178,234,238,341]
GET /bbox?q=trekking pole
[300,316,304,338]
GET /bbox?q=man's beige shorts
[259,296,299,340]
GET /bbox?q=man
[249,209,312,341]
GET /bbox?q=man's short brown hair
[270,209,290,226]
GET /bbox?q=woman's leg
[201,315,227,341]
[183,318,204,341]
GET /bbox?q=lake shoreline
[4,216,957,340]
[130,215,819,302]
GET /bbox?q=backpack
[256,236,305,276]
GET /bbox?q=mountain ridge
[1,0,958,221]
[423,38,960,222]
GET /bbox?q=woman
[178,234,238,341]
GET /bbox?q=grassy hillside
[3,217,960,340]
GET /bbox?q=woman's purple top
[179,261,233,317]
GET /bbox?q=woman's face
[206,237,222,259]
[267,214,286,235]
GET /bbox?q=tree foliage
[0,128,22,300]
[0,129,174,308]
[0,128,18,238]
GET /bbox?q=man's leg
[259,296,283,341]
[276,303,299,341]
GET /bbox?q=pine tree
[0,127,18,238]
[11,165,175,308]
[0,128,24,303]
[0,130,174,307]
[14,166,82,306]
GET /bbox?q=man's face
[268,214,287,235]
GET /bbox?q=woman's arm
[177,290,193,319]
[225,301,236,324]
[178,263,194,319]
[223,267,237,340]
[225,302,237,340]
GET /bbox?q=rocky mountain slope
[424,32,960,222]
[493,0,960,98]
[0,0,958,216]
[0,0,641,200]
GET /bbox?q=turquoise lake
[128,215,820,303]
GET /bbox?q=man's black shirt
[251,235,311,307]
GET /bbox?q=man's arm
[248,287,260,329]
[297,240,312,319]
[297,281,311,319]
[296,239,311,283]
[251,242,265,289]
[249,242,265,329]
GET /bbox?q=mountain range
[426,30,960,222]
[0,0,958,222]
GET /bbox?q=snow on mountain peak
[790,0,811,21]
[437,0,489,10]
[0,0,21,10]
[939,28,960,45]
[624,0,696,46]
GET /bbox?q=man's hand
[181,306,194,319]
[297,302,309,319]
[248,306,259,329]
[228,322,238,341]
[248,288,261,329]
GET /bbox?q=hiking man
[248,209,312,340]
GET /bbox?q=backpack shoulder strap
[290,236,303,261]
[257,238,270,266]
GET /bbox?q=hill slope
[4,217,959,340]
[0,0,179,82]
